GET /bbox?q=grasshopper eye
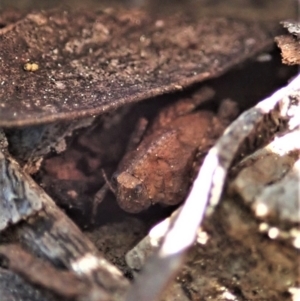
[111,172,119,187]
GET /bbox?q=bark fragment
[0,136,129,300]
[275,20,300,65]
[0,150,43,231]
[0,244,93,300]
[230,129,300,226]
[0,267,58,301]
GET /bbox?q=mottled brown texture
[0,9,275,127]
[275,20,300,65]
[275,35,300,65]
[165,197,299,301]
[113,87,239,213]
[0,7,25,27]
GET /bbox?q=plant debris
[0,5,298,301]
[0,9,276,127]
[276,20,300,65]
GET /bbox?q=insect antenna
[92,169,116,222]
[101,169,116,194]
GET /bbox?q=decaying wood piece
[4,116,94,173]
[276,20,300,65]
[12,201,129,301]
[0,149,43,231]
[0,9,276,127]
[282,20,300,37]
[230,130,300,225]
[276,35,300,65]
[124,73,300,301]
[0,267,58,301]
[125,208,180,271]
[0,136,129,300]
[0,244,93,300]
